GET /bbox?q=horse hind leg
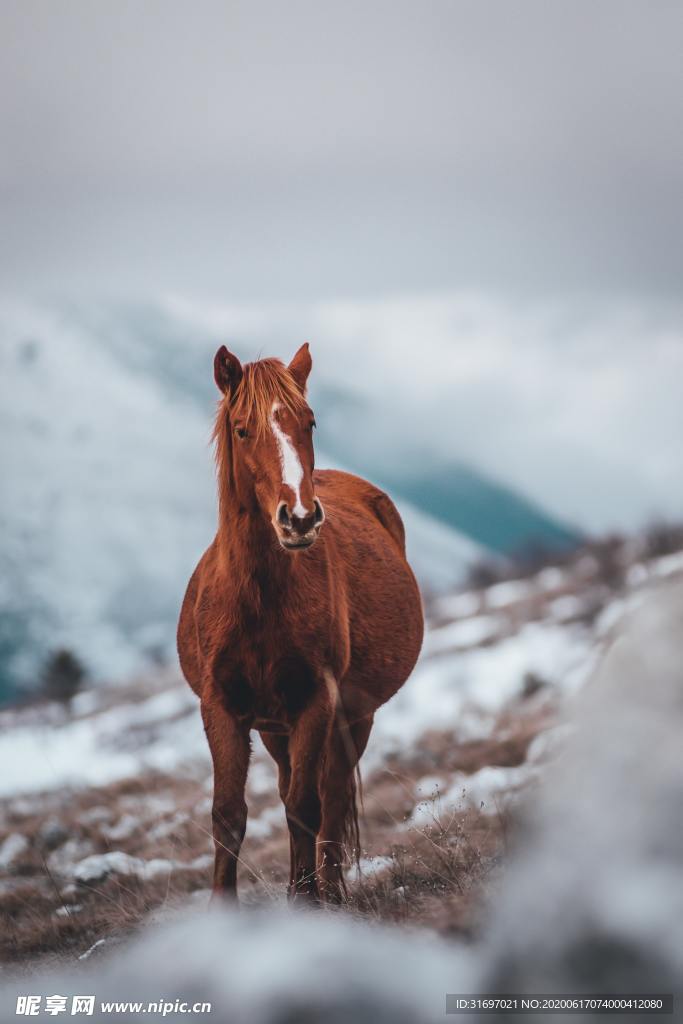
[318,712,373,905]
[284,694,333,903]
[259,732,295,891]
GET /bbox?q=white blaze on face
[270,402,306,518]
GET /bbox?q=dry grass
[346,805,507,937]
[0,772,215,966]
[0,696,554,969]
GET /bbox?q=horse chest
[215,644,319,726]
[199,575,337,725]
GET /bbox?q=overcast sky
[1,0,682,300]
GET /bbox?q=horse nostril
[277,502,292,528]
[313,498,325,526]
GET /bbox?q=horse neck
[214,429,294,597]
[216,489,292,598]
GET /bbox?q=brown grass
[0,699,552,968]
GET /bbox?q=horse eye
[310,419,316,431]
[235,426,248,440]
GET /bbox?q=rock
[39,816,69,850]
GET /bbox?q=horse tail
[323,668,364,886]
[333,764,362,901]
[343,764,363,865]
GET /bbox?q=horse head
[213,343,325,550]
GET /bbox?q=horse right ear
[214,346,243,395]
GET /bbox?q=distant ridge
[375,458,582,558]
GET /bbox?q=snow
[246,757,278,797]
[101,814,141,841]
[0,304,219,689]
[595,590,648,638]
[413,775,444,798]
[72,851,140,883]
[72,850,213,884]
[70,691,104,716]
[485,579,535,609]
[626,562,648,587]
[0,905,473,1021]
[0,687,207,797]
[347,855,394,881]
[407,799,443,830]
[145,812,190,842]
[368,620,593,766]
[397,505,490,591]
[0,832,29,868]
[525,724,573,765]
[481,579,683,994]
[55,903,83,917]
[534,566,567,592]
[246,805,286,840]
[424,614,501,654]
[432,590,481,620]
[548,594,586,622]
[652,551,683,577]
[443,764,540,815]
[408,765,538,824]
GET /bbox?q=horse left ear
[214,345,243,396]
[288,343,312,394]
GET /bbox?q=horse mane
[212,358,308,511]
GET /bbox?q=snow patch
[72,850,213,884]
[425,615,501,655]
[0,833,29,868]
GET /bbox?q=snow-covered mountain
[4,292,677,699]
[0,302,489,697]
[0,304,216,696]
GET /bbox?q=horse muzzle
[274,497,325,551]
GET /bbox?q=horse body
[177,345,423,902]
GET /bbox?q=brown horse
[177,343,423,903]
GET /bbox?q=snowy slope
[0,302,488,694]
[0,305,216,691]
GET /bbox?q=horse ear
[214,346,243,396]
[288,343,312,393]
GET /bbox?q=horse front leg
[201,696,250,902]
[285,695,332,903]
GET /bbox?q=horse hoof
[288,885,321,906]
[209,889,237,909]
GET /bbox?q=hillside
[1,532,681,967]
